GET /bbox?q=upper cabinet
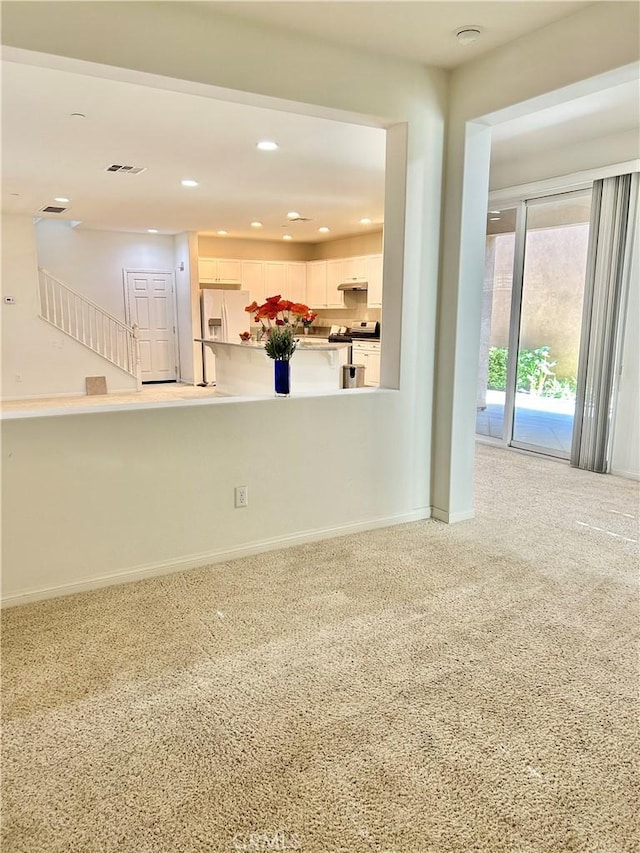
[286,262,307,304]
[306,261,327,309]
[198,251,382,308]
[366,254,383,308]
[326,260,346,308]
[342,256,367,284]
[264,261,307,303]
[241,260,265,306]
[199,258,242,285]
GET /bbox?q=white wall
[173,232,199,384]
[1,214,138,399]
[0,3,446,603]
[434,2,640,519]
[35,220,175,321]
[611,210,640,479]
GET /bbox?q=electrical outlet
[235,486,248,508]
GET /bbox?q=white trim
[489,160,640,208]
[609,467,640,481]
[1,506,432,607]
[431,506,475,524]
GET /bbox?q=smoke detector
[456,26,482,45]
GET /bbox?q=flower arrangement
[244,295,315,348]
[265,325,297,361]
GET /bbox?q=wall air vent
[40,205,67,214]
[105,164,147,175]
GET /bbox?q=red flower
[244,301,259,313]
[275,318,284,326]
[265,294,282,304]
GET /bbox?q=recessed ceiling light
[217,230,228,236]
[181,179,199,187]
[360,218,372,225]
[287,211,300,220]
[282,234,293,240]
[70,112,86,119]
[318,226,330,233]
[147,229,159,233]
[251,221,263,228]
[257,140,278,151]
[489,217,500,222]
[54,197,70,204]
[456,26,482,45]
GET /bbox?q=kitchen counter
[196,338,350,395]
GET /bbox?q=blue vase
[274,359,290,396]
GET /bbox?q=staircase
[38,268,141,388]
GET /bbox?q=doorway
[124,270,179,383]
[476,189,593,459]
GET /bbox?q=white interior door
[125,271,177,382]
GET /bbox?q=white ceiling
[491,78,640,162]
[1,61,387,241]
[2,3,634,241]
[209,1,590,69]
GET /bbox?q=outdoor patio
[476,389,575,454]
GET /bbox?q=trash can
[342,363,365,388]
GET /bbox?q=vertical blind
[571,172,639,473]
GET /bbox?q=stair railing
[38,268,141,388]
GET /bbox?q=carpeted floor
[2,445,639,852]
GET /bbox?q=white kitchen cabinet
[199,257,242,285]
[366,254,383,308]
[326,259,346,308]
[287,262,307,304]
[306,260,327,308]
[241,261,265,306]
[351,340,381,387]
[264,262,307,303]
[264,262,286,298]
[342,255,367,284]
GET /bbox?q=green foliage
[264,326,297,361]
[517,346,556,394]
[487,347,508,390]
[487,345,576,398]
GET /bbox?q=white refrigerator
[200,289,250,384]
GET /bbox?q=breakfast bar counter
[196,339,350,395]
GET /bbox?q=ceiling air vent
[105,164,147,175]
[40,205,67,214]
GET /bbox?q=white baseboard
[431,506,475,524]
[609,467,640,481]
[1,507,432,608]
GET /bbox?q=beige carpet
[2,445,639,852]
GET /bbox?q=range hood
[338,280,368,291]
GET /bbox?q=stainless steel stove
[327,321,380,343]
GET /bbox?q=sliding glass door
[477,189,593,459]
[511,191,592,457]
